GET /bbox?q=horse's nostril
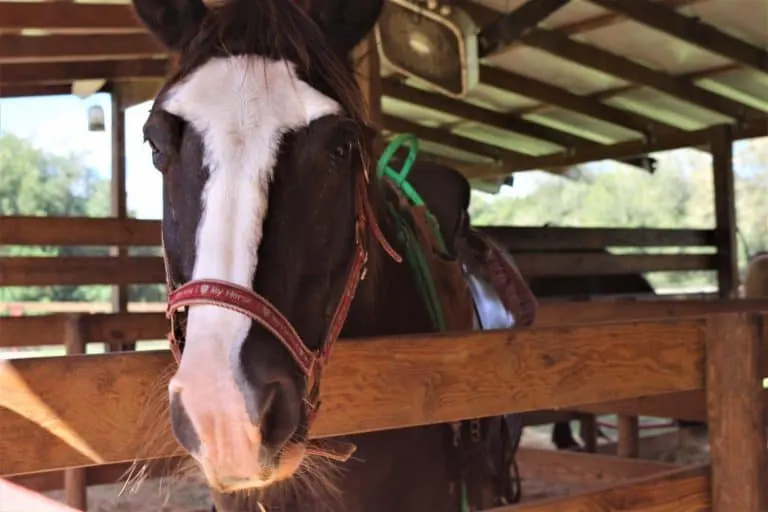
[169,390,201,455]
[256,380,299,452]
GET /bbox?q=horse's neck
[342,208,435,339]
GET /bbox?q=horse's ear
[307,0,384,53]
[131,0,208,51]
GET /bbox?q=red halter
[162,166,401,461]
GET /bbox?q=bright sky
[0,92,163,219]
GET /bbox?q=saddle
[381,152,538,510]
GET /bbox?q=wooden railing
[1,216,764,511]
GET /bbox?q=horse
[132,0,537,510]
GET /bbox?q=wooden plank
[381,79,587,148]
[588,0,768,73]
[0,3,143,32]
[494,463,709,511]
[706,312,766,512]
[62,316,86,511]
[9,457,188,493]
[516,447,679,486]
[711,125,738,298]
[0,59,168,85]
[617,415,639,458]
[460,117,768,178]
[481,226,716,250]
[0,256,165,286]
[0,313,166,348]
[0,316,709,475]
[0,83,73,98]
[0,216,160,246]
[522,28,764,121]
[571,387,768,423]
[513,253,716,277]
[534,298,768,327]
[0,34,164,63]
[479,65,675,134]
[383,114,529,160]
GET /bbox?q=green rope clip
[377,133,425,207]
[379,133,471,512]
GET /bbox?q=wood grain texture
[0,317,708,475]
[0,216,160,246]
[494,464,710,511]
[0,256,164,286]
[516,447,679,486]
[706,312,766,512]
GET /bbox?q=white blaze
[163,56,340,463]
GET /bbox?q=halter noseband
[162,164,401,462]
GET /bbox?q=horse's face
[133,0,383,493]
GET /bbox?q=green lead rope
[377,134,471,512]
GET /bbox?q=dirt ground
[28,421,710,512]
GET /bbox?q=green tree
[0,132,165,303]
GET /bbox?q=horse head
[132,0,388,496]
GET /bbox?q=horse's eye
[331,140,353,162]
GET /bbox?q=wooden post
[706,312,765,512]
[109,87,132,353]
[63,314,86,510]
[353,32,382,127]
[711,125,738,298]
[617,415,639,458]
[578,414,597,453]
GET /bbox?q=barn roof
[0,0,766,179]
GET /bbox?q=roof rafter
[383,114,530,162]
[520,28,765,121]
[0,34,164,64]
[479,66,676,135]
[0,3,142,33]
[383,79,588,148]
[587,0,768,73]
[0,59,168,85]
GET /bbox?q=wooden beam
[0,257,165,286]
[0,83,72,98]
[533,298,768,327]
[459,117,768,177]
[710,125,738,298]
[0,216,160,246]
[512,252,716,277]
[0,3,143,33]
[0,316,710,475]
[383,114,530,160]
[382,79,590,148]
[478,0,572,57]
[516,447,679,486]
[0,313,167,348]
[0,59,168,85]
[480,66,672,135]
[520,28,763,121]
[587,0,768,73]
[706,312,766,512]
[570,387,768,424]
[491,464,710,511]
[482,226,716,250]
[0,34,164,63]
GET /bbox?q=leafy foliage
[0,132,165,303]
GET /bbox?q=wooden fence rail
[1,315,718,476]
[1,217,721,285]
